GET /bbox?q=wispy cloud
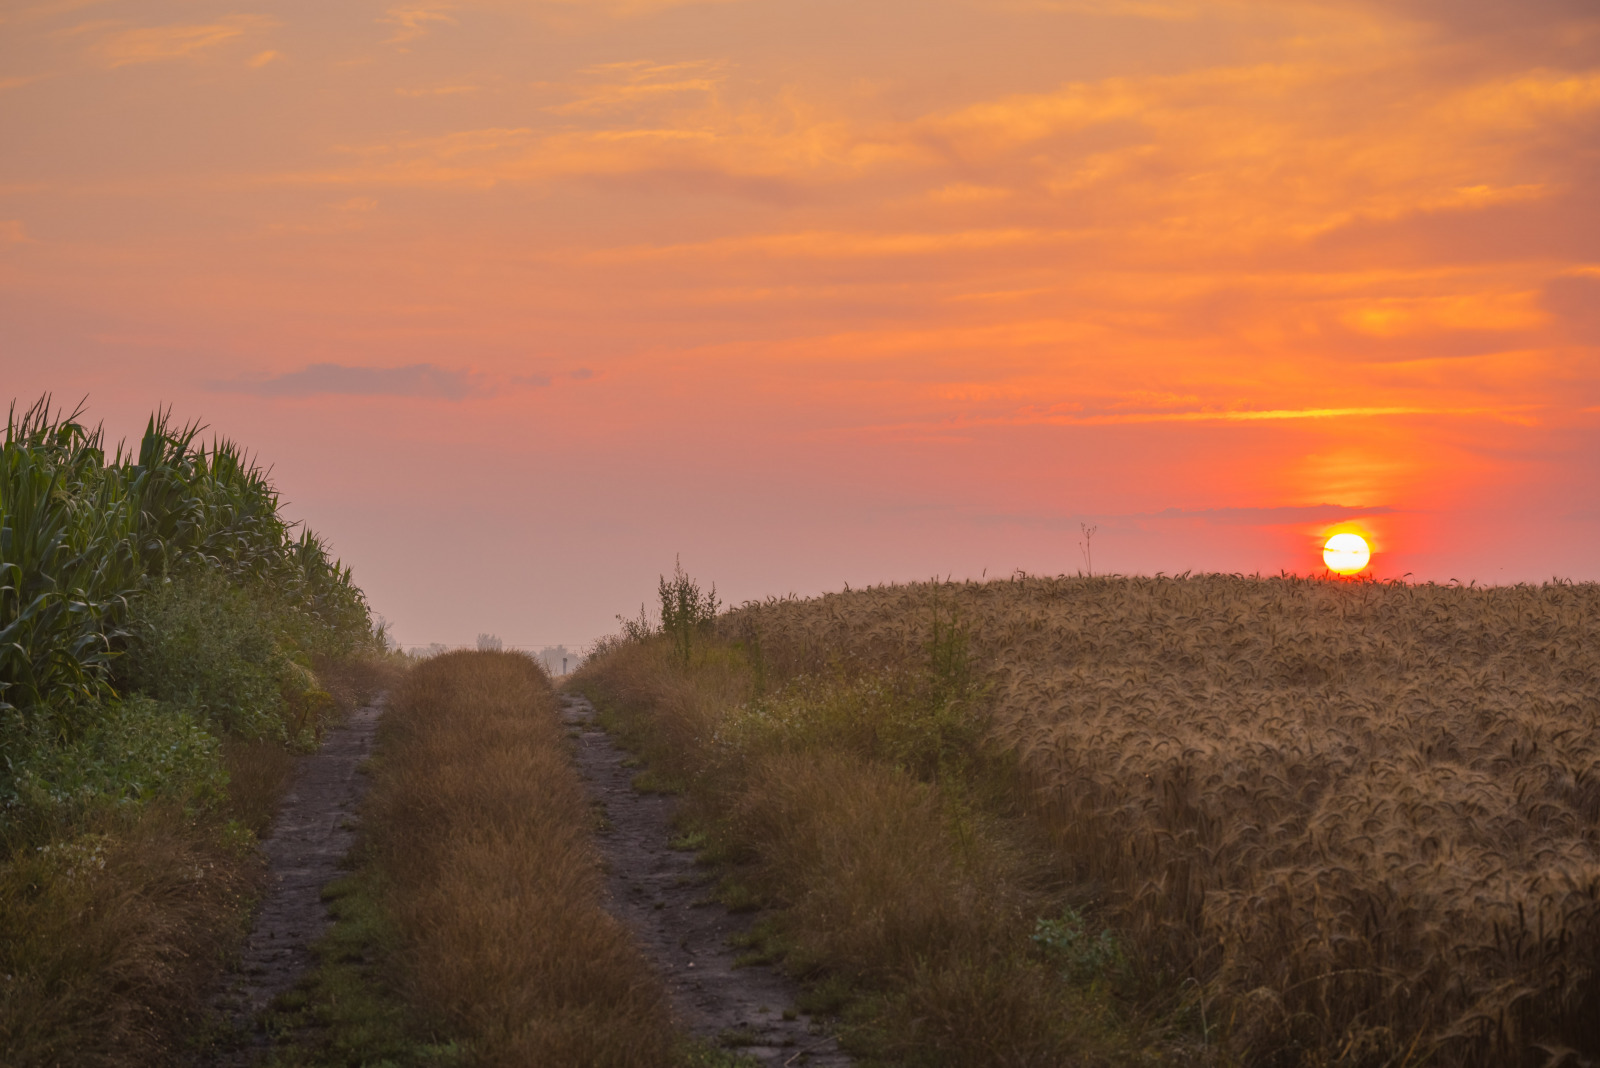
[1065,406,1520,425]
[1542,274,1600,343]
[982,502,1399,531]
[87,16,275,67]
[1137,504,1398,526]
[590,227,1061,263]
[209,363,572,399]
[266,60,893,195]
[213,363,490,400]
[3,0,115,25]
[999,0,1207,17]
[382,4,456,46]
[857,405,1538,437]
[546,60,722,115]
[530,0,746,16]
[395,84,482,97]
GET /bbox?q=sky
[2,0,1597,650]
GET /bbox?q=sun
[1322,532,1371,575]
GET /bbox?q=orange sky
[3,0,1597,649]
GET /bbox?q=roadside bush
[4,695,225,838]
[122,569,289,739]
[659,557,719,665]
[0,396,384,1066]
[1,397,373,815]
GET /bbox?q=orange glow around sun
[1,0,1597,644]
[1323,533,1372,575]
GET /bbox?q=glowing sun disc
[1323,532,1371,574]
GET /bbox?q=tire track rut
[561,692,852,1067]
[207,696,385,1064]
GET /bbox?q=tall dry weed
[727,749,1033,972]
[581,635,1129,1067]
[367,650,674,1068]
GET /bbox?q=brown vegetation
[581,635,1130,1065]
[713,574,1600,1066]
[364,649,676,1067]
[0,806,257,1067]
[0,653,397,1068]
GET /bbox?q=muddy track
[561,693,852,1067]
[206,696,385,1065]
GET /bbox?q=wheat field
[724,574,1600,1065]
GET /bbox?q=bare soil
[198,688,847,1066]
[204,696,385,1064]
[560,692,853,1067]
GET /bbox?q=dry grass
[718,574,1600,1066]
[0,806,257,1067]
[725,748,1110,1064]
[314,651,408,723]
[0,653,400,1068]
[365,649,676,1067]
[222,655,404,840]
[582,639,1131,1066]
[221,738,297,838]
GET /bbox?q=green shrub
[122,569,290,740]
[0,397,371,737]
[715,655,993,787]
[1032,908,1128,987]
[0,396,383,1063]
[1,397,376,845]
[659,558,719,666]
[3,695,225,837]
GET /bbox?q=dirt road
[561,692,853,1067]
[205,685,849,1066]
[207,696,384,1063]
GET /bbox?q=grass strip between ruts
[257,649,761,1068]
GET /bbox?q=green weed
[253,871,467,1068]
[717,880,765,913]
[673,1039,762,1067]
[5,695,225,834]
[632,769,685,794]
[659,556,720,666]
[728,918,790,968]
[1032,907,1129,988]
[669,829,709,851]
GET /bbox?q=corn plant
[1,397,372,783]
[0,402,138,729]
